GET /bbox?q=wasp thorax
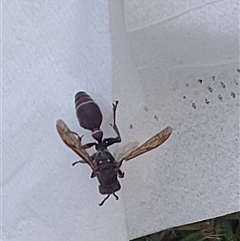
[75,91,103,141]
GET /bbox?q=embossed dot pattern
[218,94,223,101]
[208,86,213,93]
[182,69,239,109]
[231,92,236,98]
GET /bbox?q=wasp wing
[119,126,172,162]
[56,119,95,171]
[114,141,139,162]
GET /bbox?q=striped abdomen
[75,91,103,142]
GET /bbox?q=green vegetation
[132,212,240,241]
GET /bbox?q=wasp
[56,91,172,206]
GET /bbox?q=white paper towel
[3,0,239,240]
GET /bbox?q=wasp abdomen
[75,91,103,142]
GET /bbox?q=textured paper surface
[123,0,240,239]
[2,1,132,240]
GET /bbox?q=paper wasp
[56,91,172,206]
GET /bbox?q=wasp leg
[71,131,97,149]
[91,159,98,178]
[82,142,97,149]
[117,169,125,178]
[72,153,96,166]
[70,131,80,136]
[71,131,83,140]
[98,194,111,206]
[109,101,121,142]
[72,160,85,166]
[90,171,97,178]
[113,193,119,200]
[115,159,124,169]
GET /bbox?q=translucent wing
[114,141,139,162]
[56,119,95,171]
[119,126,172,163]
